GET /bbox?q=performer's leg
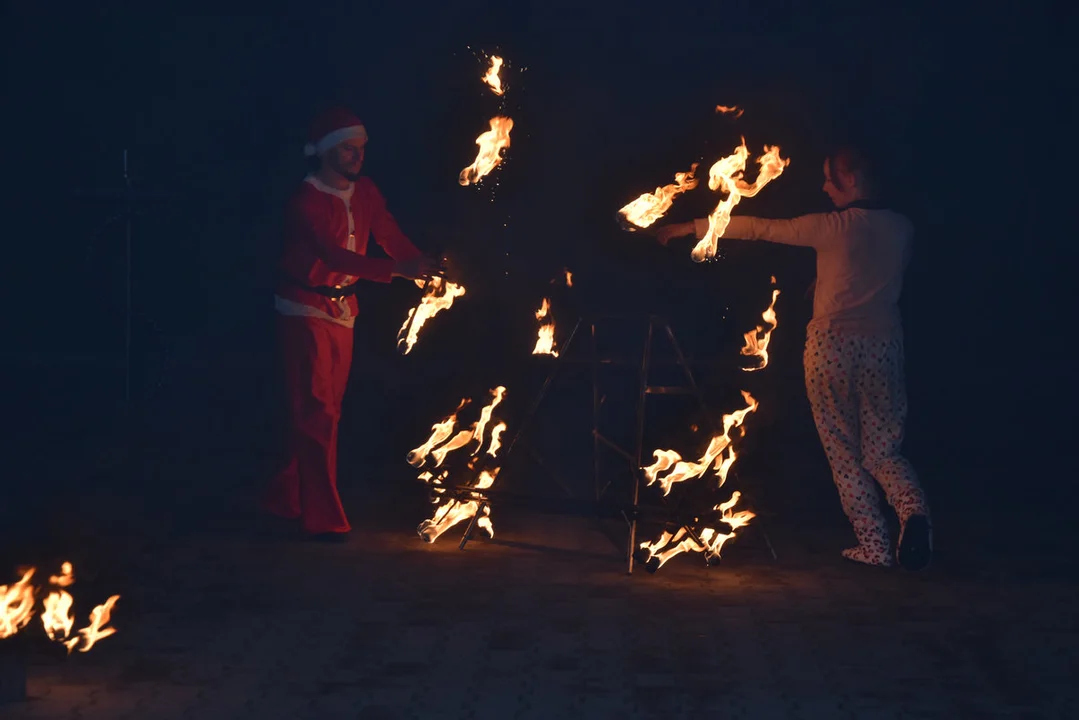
[858,333,932,570]
[262,316,309,519]
[804,327,892,566]
[294,319,353,535]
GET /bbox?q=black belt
[279,271,362,300]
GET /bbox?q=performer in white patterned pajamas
[656,144,932,570]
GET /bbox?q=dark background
[1,1,1070,550]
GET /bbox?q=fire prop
[482,55,505,96]
[532,298,558,357]
[407,387,509,543]
[636,279,782,572]
[1,562,119,653]
[618,164,700,230]
[642,391,759,496]
[459,117,514,186]
[715,104,745,117]
[741,277,780,371]
[636,492,756,571]
[397,276,467,355]
[692,140,790,262]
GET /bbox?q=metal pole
[123,149,132,408]
[627,317,654,574]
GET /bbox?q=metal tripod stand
[449,313,776,574]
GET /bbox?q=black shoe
[308,532,350,544]
[897,515,932,571]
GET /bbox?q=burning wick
[459,117,513,186]
[618,163,699,230]
[532,298,558,357]
[482,55,505,96]
[637,492,756,571]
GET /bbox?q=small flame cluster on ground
[740,276,780,371]
[637,492,756,570]
[459,54,513,186]
[398,276,467,355]
[637,282,782,571]
[407,387,509,543]
[1,562,120,653]
[618,164,699,230]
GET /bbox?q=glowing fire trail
[459,117,513,186]
[618,164,699,230]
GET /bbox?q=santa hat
[303,107,368,157]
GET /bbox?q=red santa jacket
[274,174,422,324]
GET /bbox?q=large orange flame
[642,391,759,495]
[397,277,467,355]
[1,568,36,639]
[618,163,700,229]
[691,141,790,262]
[459,117,513,186]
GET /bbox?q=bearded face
[326,139,366,181]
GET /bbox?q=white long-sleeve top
[696,206,913,334]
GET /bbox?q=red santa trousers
[263,315,354,534]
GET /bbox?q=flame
[741,283,780,371]
[637,492,755,569]
[1,568,36,639]
[407,398,469,467]
[482,55,505,96]
[564,269,573,287]
[410,388,510,543]
[418,469,498,543]
[2,563,119,651]
[42,590,75,641]
[642,391,759,495]
[618,163,700,229]
[472,386,507,454]
[533,298,558,356]
[49,561,75,587]
[550,268,573,287]
[65,595,121,654]
[715,104,745,118]
[459,116,513,186]
[691,141,790,262]
[397,276,467,355]
[487,422,507,456]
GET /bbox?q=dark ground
[1,330,1076,718]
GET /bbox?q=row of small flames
[1,562,119,653]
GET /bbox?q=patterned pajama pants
[804,326,929,559]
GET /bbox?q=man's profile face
[326,138,366,180]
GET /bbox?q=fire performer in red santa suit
[263,107,439,541]
[657,145,932,570]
